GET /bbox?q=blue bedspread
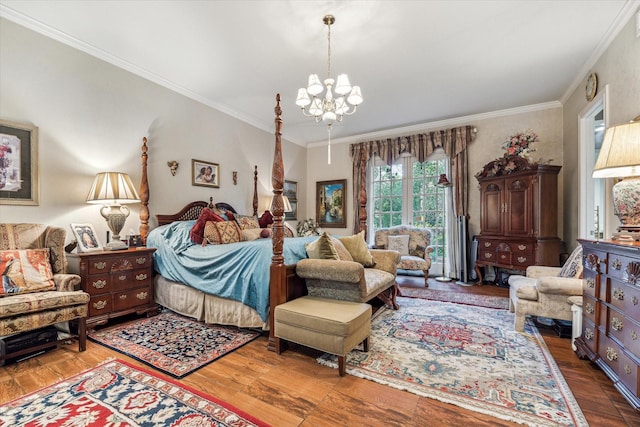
[146,221,315,321]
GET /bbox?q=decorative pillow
[241,228,263,241]
[306,232,339,260]
[190,208,225,244]
[339,231,375,267]
[235,215,260,230]
[558,245,583,278]
[387,235,410,256]
[260,228,271,238]
[0,249,55,296]
[203,221,242,245]
[331,237,354,262]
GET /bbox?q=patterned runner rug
[0,359,269,426]
[89,311,260,378]
[318,297,587,426]
[399,286,510,309]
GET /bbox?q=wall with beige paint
[0,19,307,244]
[562,7,640,247]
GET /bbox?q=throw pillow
[306,232,339,260]
[339,231,375,267]
[203,221,242,245]
[190,208,225,244]
[235,215,260,230]
[387,235,410,256]
[331,237,354,262]
[558,245,583,278]
[0,249,55,296]
[241,228,263,241]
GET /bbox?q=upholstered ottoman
[274,296,371,376]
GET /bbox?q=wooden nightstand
[67,247,158,329]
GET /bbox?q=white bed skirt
[154,275,267,329]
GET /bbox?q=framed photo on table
[316,179,346,228]
[71,223,102,253]
[0,119,39,205]
[192,159,220,188]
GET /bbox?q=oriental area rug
[89,311,260,378]
[0,359,269,427]
[399,287,510,309]
[318,297,587,427]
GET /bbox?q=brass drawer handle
[117,275,127,281]
[612,258,622,270]
[586,279,595,289]
[517,256,526,263]
[631,330,638,341]
[92,280,106,289]
[611,317,623,331]
[500,254,507,260]
[135,273,148,281]
[93,300,107,310]
[484,242,492,247]
[584,328,594,340]
[136,257,147,265]
[119,294,127,300]
[624,365,632,375]
[585,303,595,315]
[136,291,148,300]
[633,296,639,306]
[94,261,107,270]
[606,347,618,361]
[484,253,492,259]
[613,288,624,301]
[518,245,526,251]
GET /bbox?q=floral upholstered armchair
[374,225,434,286]
[0,223,89,364]
[507,245,584,332]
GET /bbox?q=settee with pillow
[374,225,434,286]
[507,245,584,332]
[296,231,401,309]
[0,223,89,363]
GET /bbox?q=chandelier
[295,14,363,164]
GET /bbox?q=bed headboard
[155,198,238,226]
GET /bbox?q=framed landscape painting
[0,119,39,205]
[316,179,346,228]
[284,180,297,220]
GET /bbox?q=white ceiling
[1,1,637,146]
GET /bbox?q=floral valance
[349,125,476,165]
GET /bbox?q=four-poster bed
[138,94,309,350]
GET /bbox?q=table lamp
[592,118,640,240]
[86,172,140,249]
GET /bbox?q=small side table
[568,295,583,351]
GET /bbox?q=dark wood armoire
[474,155,562,284]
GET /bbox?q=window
[371,154,448,263]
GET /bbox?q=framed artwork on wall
[192,159,220,188]
[71,223,102,253]
[284,180,297,220]
[0,119,39,205]
[316,179,346,228]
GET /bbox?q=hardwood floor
[2,276,639,426]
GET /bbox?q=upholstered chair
[507,245,584,332]
[373,225,434,286]
[0,223,89,363]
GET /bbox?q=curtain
[350,125,476,278]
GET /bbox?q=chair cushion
[0,249,55,296]
[339,231,375,267]
[558,245,583,278]
[398,255,430,271]
[387,235,410,256]
[0,290,89,319]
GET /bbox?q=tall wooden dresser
[474,155,562,284]
[576,239,640,410]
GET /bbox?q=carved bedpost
[268,94,286,351]
[139,137,150,245]
[253,165,258,217]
